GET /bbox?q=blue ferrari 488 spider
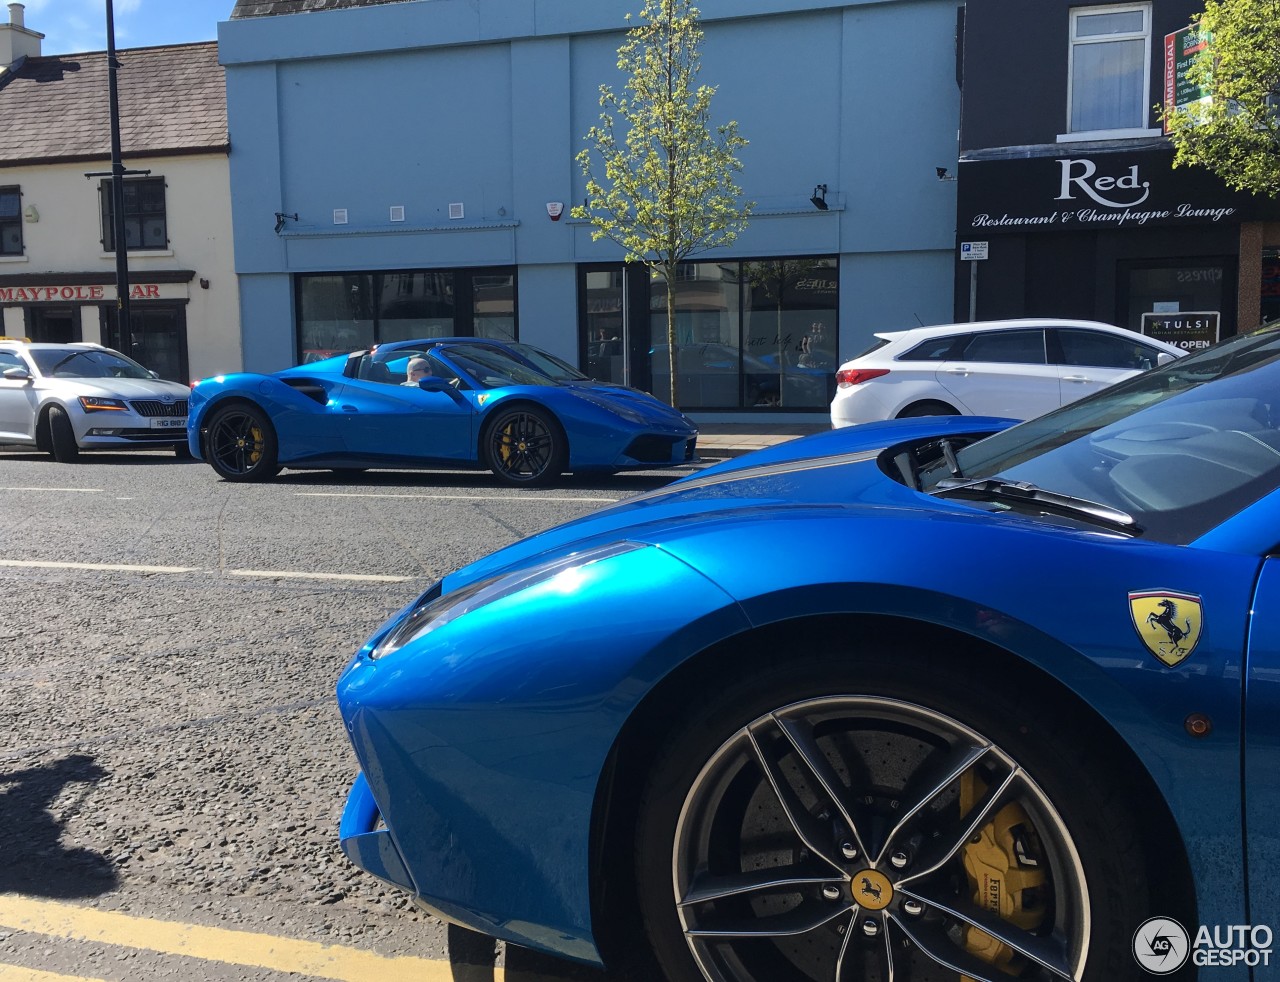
[188,339,697,486]
[337,324,1280,981]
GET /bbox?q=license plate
[150,418,187,429]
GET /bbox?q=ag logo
[1133,917,1190,974]
[1129,591,1204,667]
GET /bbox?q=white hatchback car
[0,340,191,461]
[830,318,1186,428]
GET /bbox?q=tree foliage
[573,0,753,405]
[1161,0,1280,197]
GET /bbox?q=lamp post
[105,0,132,357]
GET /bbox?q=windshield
[507,343,588,381]
[919,324,1280,544]
[441,345,556,389]
[30,347,154,380]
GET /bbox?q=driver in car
[402,357,434,386]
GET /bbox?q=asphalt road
[0,448,710,982]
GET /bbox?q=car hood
[447,416,1016,588]
[40,377,190,399]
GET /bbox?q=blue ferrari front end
[335,325,1280,982]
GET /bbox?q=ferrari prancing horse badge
[1129,591,1204,667]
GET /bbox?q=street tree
[1161,0,1280,197]
[573,0,752,406]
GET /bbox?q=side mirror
[2,366,32,382]
[417,376,451,392]
[1156,352,1177,366]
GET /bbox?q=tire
[634,651,1148,982]
[897,400,960,419]
[204,403,281,482]
[483,406,566,488]
[46,406,80,463]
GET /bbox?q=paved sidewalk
[693,421,830,457]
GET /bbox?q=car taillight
[835,368,889,387]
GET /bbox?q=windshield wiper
[929,477,1141,534]
[47,351,89,375]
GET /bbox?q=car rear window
[900,335,964,361]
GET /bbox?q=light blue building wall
[219,0,961,420]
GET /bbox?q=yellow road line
[0,968,108,982]
[0,897,494,982]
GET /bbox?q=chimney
[1,3,43,64]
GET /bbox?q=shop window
[578,256,838,410]
[295,268,516,362]
[99,177,168,251]
[1064,3,1153,139]
[0,186,21,256]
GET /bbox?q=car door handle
[942,368,971,376]
[341,405,359,411]
[1062,375,1092,383]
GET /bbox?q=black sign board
[1141,310,1219,351]
[958,149,1280,235]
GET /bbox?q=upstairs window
[1066,3,1153,137]
[99,177,168,251]
[0,187,21,256]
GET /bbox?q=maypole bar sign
[0,283,168,303]
[1164,24,1212,132]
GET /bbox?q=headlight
[369,541,645,660]
[79,396,128,412]
[578,391,647,424]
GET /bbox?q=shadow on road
[270,467,691,496]
[0,753,119,898]
[446,924,615,981]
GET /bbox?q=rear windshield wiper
[929,477,1141,534]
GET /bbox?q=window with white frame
[1065,3,1153,138]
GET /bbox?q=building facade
[0,6,240,382]
[955,0,1280,351]
[220,0,965,419]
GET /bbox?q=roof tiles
[231,0,416,18]
[0,42,227,166]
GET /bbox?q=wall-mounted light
[199,277,210,290]
[936,167,957,182]
[274,211,298,234]
[23,205,38,223]
[809,184,829,210]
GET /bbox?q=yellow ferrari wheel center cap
[852,869,893,911]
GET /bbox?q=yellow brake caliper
[248,426,263,464]
[959,771,1049,977]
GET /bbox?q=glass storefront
[579,256,837,410]
[296,267,517,362]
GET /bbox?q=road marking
[0,897,495,982]
[226,569,412,583]
[0,967,108,982]
[0,560,413,584]
[0,487,102,493]
[297,491,618,504]
[0,560,198,575]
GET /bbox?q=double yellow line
[0,897,492,981]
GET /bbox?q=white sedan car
[0,340,190,461]
[830,318,1186,428]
